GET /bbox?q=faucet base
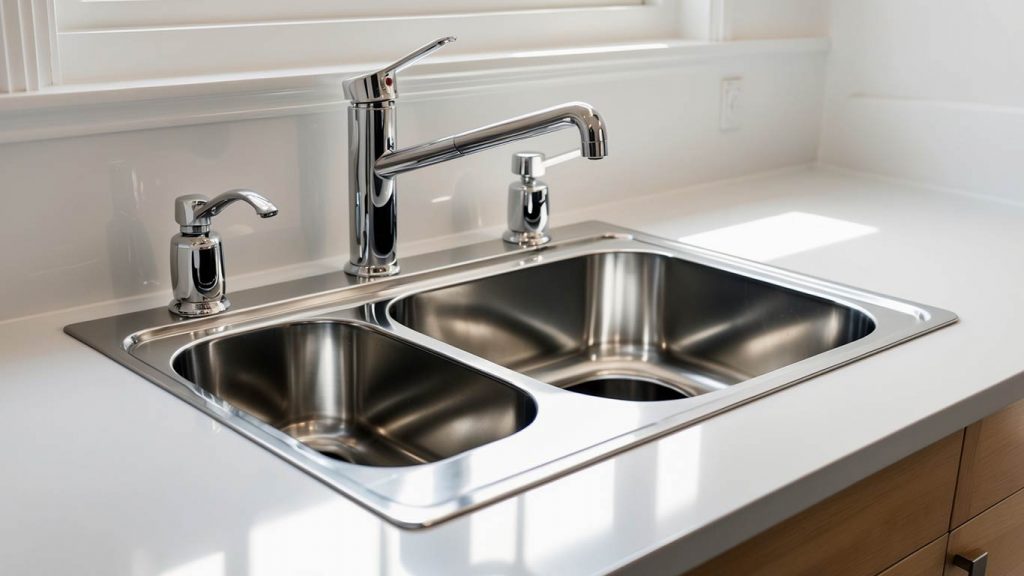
[503,230,550,247]
[344,261,401,278]
[169,297,231,318]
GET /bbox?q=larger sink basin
[65,222,956,527]
[392,251,876,401]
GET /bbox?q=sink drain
[564,375,688,402]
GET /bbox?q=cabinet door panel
[879,536,947,576]
[946,486,1024,576]
[952,399,1024,528]
[684,433,962,576]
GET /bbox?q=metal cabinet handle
[953,551,988,576]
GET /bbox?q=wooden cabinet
[946,486,1024,576]
[683,433,963,576]
[679,398,1024,576]
[880,537,948,576]
[951,399,1024,529]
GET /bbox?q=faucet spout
[375,102,607,178]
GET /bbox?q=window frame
[52,1,688,84]
[56,0,645,30]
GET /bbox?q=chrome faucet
[169,189,278,317]
[342,36,609,277]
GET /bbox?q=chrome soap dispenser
[504,149,580,246]
[169,189,278,317]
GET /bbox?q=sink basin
[391,251,876,401]
[65,222,956,527]
[172,321,535,467]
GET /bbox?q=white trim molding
[55,0,643,30]
[0,0,57,93]
[56,3,683,84]
[0,38,828,144]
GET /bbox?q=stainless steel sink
[65,222,956,527]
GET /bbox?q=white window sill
[0,38,827,144]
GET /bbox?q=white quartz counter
[3,167,1022,575]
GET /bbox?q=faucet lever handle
[382,36,456,77]
[343,36,456,104]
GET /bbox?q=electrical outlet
[720,77,743,132]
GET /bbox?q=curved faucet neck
[374,102,607,179]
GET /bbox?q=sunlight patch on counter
[679,212,878,262]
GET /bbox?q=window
[51,0,687,84]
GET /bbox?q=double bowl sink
[66,222,956,527]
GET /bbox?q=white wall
[820,0,1024,201]
[0,50,826,321]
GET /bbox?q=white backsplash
[0,51,825,321]
[820,0,1024,202]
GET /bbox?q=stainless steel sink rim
[65,221,957,528]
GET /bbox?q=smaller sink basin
[172,321,536,467]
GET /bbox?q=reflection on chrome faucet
[342,36,610,277]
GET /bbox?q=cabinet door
[952,399,1024,528]
[879,536,947,576]
[946,486,1024,576]
[683,433,962,576]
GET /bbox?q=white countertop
[3,166,1022,576]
